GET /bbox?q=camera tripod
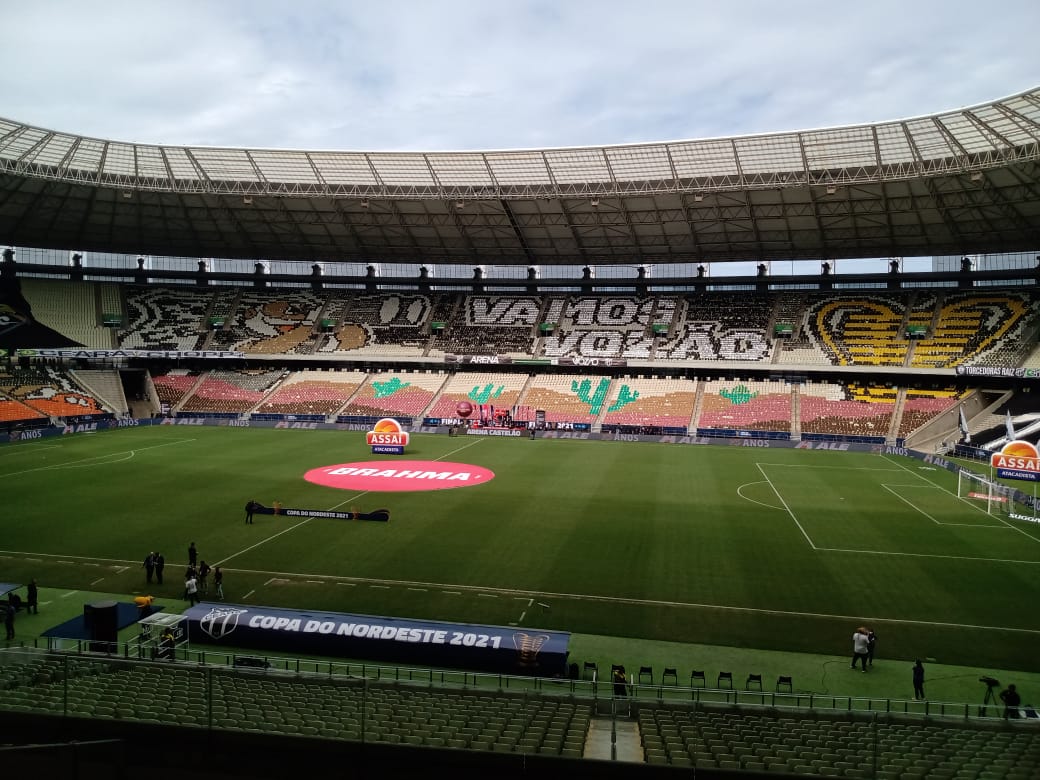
[978,681,999,717]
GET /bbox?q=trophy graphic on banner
[512,631,551,668]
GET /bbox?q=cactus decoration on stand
[468,383,504,404]
[572,378,640,416]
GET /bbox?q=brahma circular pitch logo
[305,460,495,492]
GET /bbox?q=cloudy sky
[2,1,1037,153]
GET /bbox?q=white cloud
[0,0,1036,150]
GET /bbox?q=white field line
[516,597,534,625]
[754,463,904,470]
[0,438,197,478]
[881,483,944,525]
[881,483,1007,528]
[209,562,1040,633]
[756,462,816,548]
[6,548,1040,635]
[882,455,1040,545]
[0,444,63,458]
[736,481,784,511]
[810,545,1040,564]
[57,452,136,468]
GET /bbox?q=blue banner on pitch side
[184,603,569,676]
[997,468,1040,482]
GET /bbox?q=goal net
[956,469,1015,516]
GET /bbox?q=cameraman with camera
[1000,683,1022,719]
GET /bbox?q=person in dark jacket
[26,579,38,614]
[912,660,925,700]
[1000,684,1022,719]
[612,666,628,697]
[198,561,211,595]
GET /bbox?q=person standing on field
[26,579,38,615]
[198,561,211,595]
[4,600,14,640]
[851,627,870,671]
[184,573,199,606]
[912,660,925,700]
[866,628,877,668]
[154,552,165,585]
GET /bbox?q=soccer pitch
[3,426,1039,672]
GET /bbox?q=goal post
[956,469,1013,516]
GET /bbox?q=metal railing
[4,641,1032,726]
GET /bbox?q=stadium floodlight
[242,196,253,205]
[971,171,984,182]
[590,198,599,207]
[693,193,704,202]
[360,198,369,208]
[825,184,837,194]
[455,200,465,209]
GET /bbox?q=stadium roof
[1,88,1039,265]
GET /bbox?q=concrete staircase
[583,716,644,762]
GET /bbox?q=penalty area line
[882,454,1040,545]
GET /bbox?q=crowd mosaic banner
[185,602,570,676]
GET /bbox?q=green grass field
[3,426,1039,675]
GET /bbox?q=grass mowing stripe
[756,461,816,548]
[4,427,1039,671]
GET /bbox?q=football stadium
[2,83,1040,779]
